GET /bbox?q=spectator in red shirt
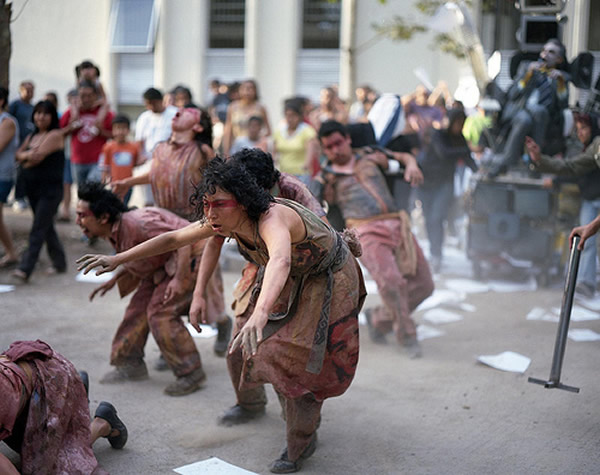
[60,80,114,186]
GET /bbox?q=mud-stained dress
[228,198,366,461]
[0,340,106,475]
[149,140,226,324]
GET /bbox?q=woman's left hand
[77,254,119,275]
[229,310,269,356]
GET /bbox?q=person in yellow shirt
[273,99,319,183]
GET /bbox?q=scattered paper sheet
[551,305,600,322]
[0,284,15,293]
[488,277,537,293]
[575,295,600,311]
[185,323,218,339]
[174,457,258,475]
[444,278,490,294]
[477,351,531,373]
[416,289,466,312]
[459,303,476,313]
[526,307,559,323]
[75,270,115,284]
[417,324,445,341]
[422,308,464,324]
[568,329,600,342]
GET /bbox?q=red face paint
[202,198,238,213]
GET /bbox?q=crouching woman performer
[78,157,366,473]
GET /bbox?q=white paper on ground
[526,307,559,323]
[551,305,600,322]
[444,278,490,294]
[422,308,464,324]
[568,329,600,342]
[173,457,258,475]
[477,351,531,373]
[417,324,445,341]
[416,289,466,312]
[0,284,15,293]
[75,270,115,284]
[489,277,537,293]
[459,302,476,313]
[185,323,218,339]
[575,295,600,311]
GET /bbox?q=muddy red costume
[0,340,106,475]
[149,139,226,325]
[229,198,365,462]
[315,128,434,350]
[107,207,206,380]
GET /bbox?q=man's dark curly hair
[77,181,129,224]
[190,156,274,223]
[228,148,280,190]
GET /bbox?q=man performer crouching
[76,182,206,396]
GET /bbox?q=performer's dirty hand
[189,295,207,333]
[163,277,187,305]
[111,180,131,200]
[229,311,268,356]
[76,254,118,275]
[89,277,117,302]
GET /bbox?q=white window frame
[109,0,160,53]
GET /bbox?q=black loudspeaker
[473,184,511,215]
[488,213,520,241]
[570,52,594,89]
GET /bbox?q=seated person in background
[487,38,569,176]
[99,114,143,206]
[0,340,127,475]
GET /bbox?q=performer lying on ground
[313,120,434,358]
[76,182,207,396]
[78,157,366,473]
[0,340,127,475]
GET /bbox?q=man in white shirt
[135,88,177,205]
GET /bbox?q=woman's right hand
[76,254,119,275]
[189,295,207,332]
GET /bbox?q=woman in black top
[13,100,66,281]
[417,108,478,272]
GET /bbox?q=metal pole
[548,235,581,383]
[528,235,581,393]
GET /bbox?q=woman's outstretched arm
[77,221,215,275]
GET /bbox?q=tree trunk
[0,0,12,89]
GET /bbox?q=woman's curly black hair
[190,156,274,223]
[228,148,280,190]
[77,181,129,224]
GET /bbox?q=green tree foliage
[374,0,492,59]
